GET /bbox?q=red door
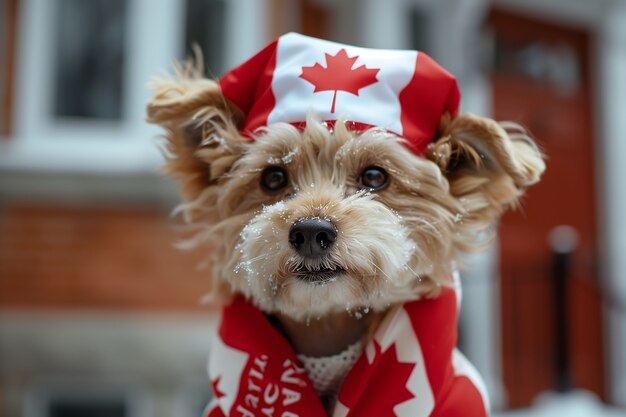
[487,9,604,407]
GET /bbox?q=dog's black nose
[289,218,337,258]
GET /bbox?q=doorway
[487,8,604,407]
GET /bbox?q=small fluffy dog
[148,34,544,417]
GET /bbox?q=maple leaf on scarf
[338,341,416,417]
[211,375,226,399]
[300,48,380,113]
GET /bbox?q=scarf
[203,283,489,417]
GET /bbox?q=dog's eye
[261,166,289,192]
[360,166,389,190]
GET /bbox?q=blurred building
[1,0,625,416]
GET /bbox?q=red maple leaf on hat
[300,49,380,113]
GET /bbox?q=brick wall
[0,204,215,311]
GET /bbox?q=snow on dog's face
[147,74,545,321]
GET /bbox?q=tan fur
[147,67,545,323]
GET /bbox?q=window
[0,0,18,136]
[0,0,269,175]
[49,398,127,417]
[409,8,432,54]
[52,0,128,120]
[184,0,226,77]
[25,382,150,417]
[493,36,581,95]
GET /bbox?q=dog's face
[147,71,545,321]
[220,122,457,320]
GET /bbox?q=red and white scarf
[203,280,489,417]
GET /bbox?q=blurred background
[1,0,625,416]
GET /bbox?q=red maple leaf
[211,375,226,399]
[338,341,415,417]
[300,49,380,113]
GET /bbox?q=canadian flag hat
[220,32,460,154]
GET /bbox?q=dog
[147,33,544,417]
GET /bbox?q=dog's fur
[147,62,545,358]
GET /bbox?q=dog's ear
[146,61,246,221]
[426,113,545,241]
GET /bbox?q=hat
[219,33,460,154]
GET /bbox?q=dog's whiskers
[370,262,393,282]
